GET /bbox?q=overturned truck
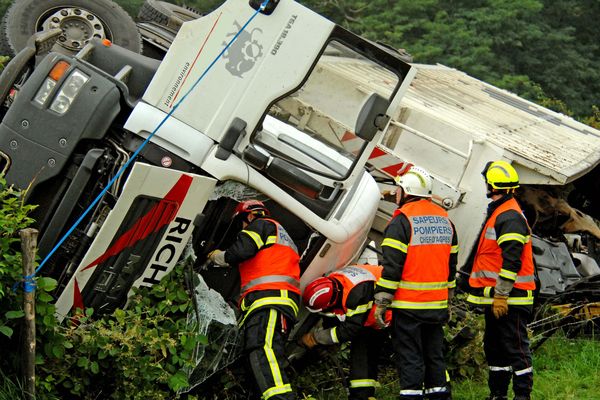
[0,0,414,389]
[1,0,600,390]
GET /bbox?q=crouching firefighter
[466,161,535,400]
[209,200,300,400]
[300,264,391,400]
[373,166,458,400]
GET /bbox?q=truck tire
[0,0,142,56]
[137,0,202,29]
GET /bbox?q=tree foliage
[296,0,599,117]
[1,0,598,117]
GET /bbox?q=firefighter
[208,200,300,400]
[373,166,458,400]
[465,161,535,400]
[300,264,391,400]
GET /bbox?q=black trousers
[484,307,533,398]
[392,310,450,400]
[244,308,295,400]
[348,328,386,400]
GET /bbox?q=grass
[411,334,600,400]
[0,370,28,400]
[293,333,600,400]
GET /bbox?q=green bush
[35,264,205,399]
[445,295,486,380]
[0,176,36,339]
[0,177,206,398]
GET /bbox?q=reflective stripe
[499,268,518,281]
[497,232,529,245]
[330,327,339,344]
[382,237,408,253]
[241,275,300,293]
[448,280,456,289]
[262,384,292,399]
[514,366,533,376]
[377,278,399,290]
[399,389,423,395]
[391,299,448,309]
[262,309,285,396]
[424,386,449,394]
[265,235,276,245]
[471,270,535,283]
[349,379,378,388]
[242,229,264,249]
[451,245,459,254]
[483,286,493,298]
[346,302,373,317]
[484,227,496,240]
[507,295,535,305]
[489,366,512,372]
[240,294,299,325]
[398,280,449,290]
[466,291,534,306]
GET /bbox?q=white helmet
[394,166,433,197]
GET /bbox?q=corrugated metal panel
[402,64,600,183]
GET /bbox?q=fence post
[20,228,38,400]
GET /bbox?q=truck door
[54,163,216,320]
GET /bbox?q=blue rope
[23,274,36,293]
[16,0,271,291]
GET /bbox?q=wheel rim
[39,7,108,52]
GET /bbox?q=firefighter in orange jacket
[300,264,391,400]
[209,200,300,400]
[465,161,535,400]
[373,166,458,400]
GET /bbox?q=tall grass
[292,333,600,400]
[439,334,600,400]
[0,370,26,400]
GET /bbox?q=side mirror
[355,93,390,141]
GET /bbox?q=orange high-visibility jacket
[388,200,454,309]
[330,264,391,329]
[238,218,301,299]
[469,198,535,291]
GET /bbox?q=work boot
[513,396,530,400]
[485,396,507,400]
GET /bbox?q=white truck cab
[0,0,414,317]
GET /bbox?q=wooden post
[20,228,38,400]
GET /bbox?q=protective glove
[492,294,509,319]
[300,332,318,349]
[208,250,228,267]
[374,292,393,329]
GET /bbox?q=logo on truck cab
[223,21,264,77]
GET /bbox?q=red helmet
[233,200,269,218]
[302,277,339,312]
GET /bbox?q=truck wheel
[0,0,142,56]
[138,0,202,29]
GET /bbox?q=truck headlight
[33,78,57,105]
[50,70,89,114]
[33,60,70,106]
